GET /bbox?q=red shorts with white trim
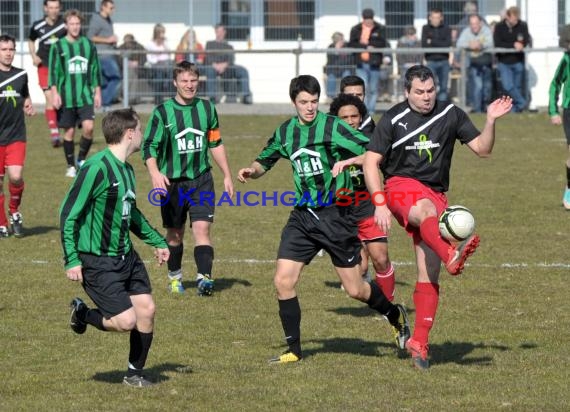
[357,215,387,242]
[38,65,49,90]
[384,176,448,242]
[0,141,26,173]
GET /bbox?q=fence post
[459,48,466,108]
[294,33,302,76]
[122,53,129,108]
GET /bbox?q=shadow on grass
[182,277,252,293]
[92,362,193,384]
[327,305,416,317]
[21,225,59,236]
[302,337,396,359]
[430,341,510,366]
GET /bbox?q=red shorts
[357,215,387,241]
[38,65,49,90]
[385,176,448,242]
[0,141,26,173]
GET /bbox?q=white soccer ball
[438,205,475,242]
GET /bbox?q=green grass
[0,112,569,411]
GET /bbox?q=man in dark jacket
[421,8,452,102]
[348,8,387,115]
[493,6,531,112]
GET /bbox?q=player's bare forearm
[237,161,265,183]
[469,96,513,157]
[363,151,384,194]
[145,157,169,190]
[211,145,234,196]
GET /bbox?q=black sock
[367,281,399,325]
[83,308,107,331]
[127,330,154,377]
[77,136,92,162]
[194,245,214,276]
[167,243,183,272]
[278,297,302,357]
[566,166,570,188]
[63,140,75,166]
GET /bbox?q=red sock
[45,109,59,138]
[412,282,440,346]
[8,181,24,214]
[0,191,7,226]
[419,216,452,262]
[375,263,395,302]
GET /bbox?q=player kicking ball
[60,108,169,387]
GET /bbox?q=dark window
[264,0,315,41]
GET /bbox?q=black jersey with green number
[142,97,221,180]
[256,111,368,208]
[59,148,167,270]
[48,36,101,108]
[0,67,29,145]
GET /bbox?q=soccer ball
[438,205,475,242]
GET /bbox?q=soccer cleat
[445,234,480,276]
[65,166,76,178]
[563,187,570,210]
[69,297,87,334]
[405,338,430,370]
[0,226,9,238]
[268,351,302,364]
[168,278,185,294]
[9,212,23,238]
[51,137,62,148]
[197,275,214,296]
[391,304,411,350]
[123,375,154,387]
[77,160,85,169]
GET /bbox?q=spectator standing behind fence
[175,29,205,65]
[324,32,353,101]
[28,0,66,148]
[456,14,494,113]
[348,8,387,115]
[396,26,422,76]
[87,0,121,111]
[118,34,147,105]
[421,8,452,102]
[493,6,531,113]
[146,24,173,105]
[49,9,101,178]
[203,24,252,105]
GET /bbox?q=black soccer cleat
[69,297,87,334]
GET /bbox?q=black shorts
[79,249,152,319]
[563,109,570,145]
[278,205,362,268]
[161,171,215,229]
[57,105,95,129]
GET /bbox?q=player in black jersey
[237,75,410,364]
[60,108,169,387]
[28,0,66,147]
[329,93,396,303]
[142,61,234,296]
[363,65,513,369]
[340,75,376,136]
[0,34,35,238]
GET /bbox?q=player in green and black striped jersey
[142,61,234,296]
[48,9,101,178]
[237,75,410,364]
[60,108,169,387]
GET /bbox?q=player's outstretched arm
[468,96,513,157]
[237,161,265,183]
[331,155,364,177]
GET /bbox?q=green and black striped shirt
[48,35,101,108]
[59,148,167,270]
[142,97,222,179]
[256,111,368,208]
[549,51,570,116]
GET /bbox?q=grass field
[1,110,569,411]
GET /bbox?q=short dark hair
[173,60,200,80]
[101,0,114,8]
[0,34,16,46]
[44,0,61,5]
[289,75,320,101]
[102,108,139,145]
[328,93,367,120]
[340,75,365,94]
[404,65,435,92]
[362,8,374,19]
